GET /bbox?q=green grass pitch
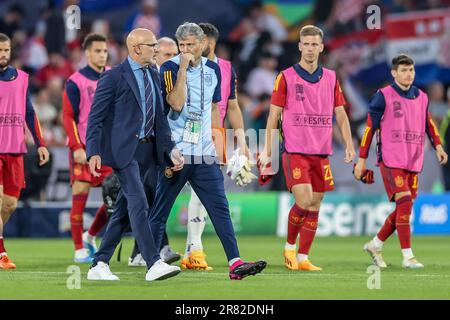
[1,235,449,299]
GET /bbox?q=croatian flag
[328,8,450,87]
[386,8,450,86]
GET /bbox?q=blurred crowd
[2,0,450,194]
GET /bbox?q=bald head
[156,37,178,67]
[158,37,176,47]
[126,28,155,50]
[126,28,158,66]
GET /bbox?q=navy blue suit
[86,58,175,267]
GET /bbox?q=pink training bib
[379,85,428,172]
[281,66,336,155]
[67,67,110,145]
[217,58,232,127]
[0,69,29,154]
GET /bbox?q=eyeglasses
[136,43,159,49]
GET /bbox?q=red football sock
[70,193,88,250]
[287,204,307,245]
[395,195,413,249]
[377,209,397,241]
[298,210,319,255]
[88,204,108,236]
[0,238,6,254]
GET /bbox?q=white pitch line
[3,271,450,278]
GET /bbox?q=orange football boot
[0,255,16,269]
[284,249,298,270]
[298,260,322,271]
[188,250,213,271]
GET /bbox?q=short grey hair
[158,37,177,46]
[175,22,205,41]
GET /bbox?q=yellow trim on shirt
[72,120,81,144]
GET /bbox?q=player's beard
[202,46,210,58]
[0,57,9,71]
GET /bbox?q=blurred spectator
[0,4,25,38]
[231,1,286,63]
[155,36,178,69]
[62,0,81,48]
[239,31,276,84]
[385,0,416,13]
[32,88,58,125]
[248,93,271,134]
[234,17,260,62]
[427,82,448,124]
[126,0,162,37]
[35,52,75,87]
[247,1,287,43]
[32,88,65,147]
[91,19,121,66]
[439,87,450,190]
[245,52,278,100]
[46,76,64,112]
[323,0,372,36]
[21,32,49,72]
[43,2,66,55]
[216,43,231,61]
[68,45,85,71]
[236,90,253,130]
[21,144,53,201]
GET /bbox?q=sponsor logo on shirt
[292,113,333,127]
[0,113,24,126]
[391,130,424,144]
[393,101,403,118]
[205,74,213,87]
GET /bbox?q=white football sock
[402,248,414,260]
[285,243,296,250]
[229,258,242,267]
[297,254,308,262]
[85,232,95,242]
[372,236,384,249]
[187,187,207,253]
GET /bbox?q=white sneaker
[363,240,387,268]
[87,261,119,281]
[128,253,147,267]
[402,257,424,269]
[82,231,98,257]
[160,245,181,264]
[74,248,93,263]
[145,259,181,281]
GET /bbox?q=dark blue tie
[142,67,154,138]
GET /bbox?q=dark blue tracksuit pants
[93,141,160,267]
[149,157,240,262]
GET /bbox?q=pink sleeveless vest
[0,69,29,154]
[379,85,428,172]
[67,67,110,145]
[281,66,336,155]
[217,58,232,127]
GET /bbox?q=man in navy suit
[85,28,184,282]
